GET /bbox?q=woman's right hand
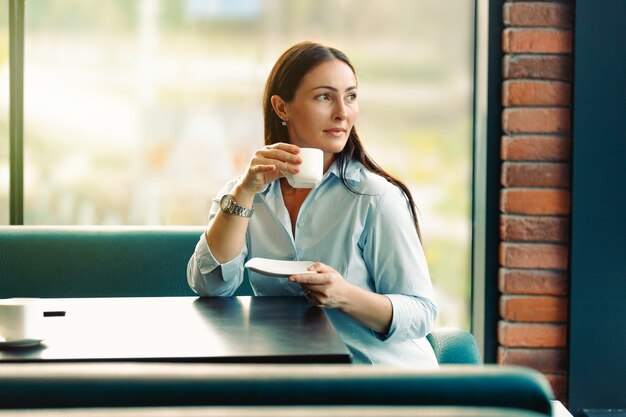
[237,143,301,194]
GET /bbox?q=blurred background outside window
[0,0,473,329]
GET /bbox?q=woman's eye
[316,93,331,101]
[346,93,358,102]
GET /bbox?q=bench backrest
[0,363,554,414]
[0,226,253,298]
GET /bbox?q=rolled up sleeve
[187,231,247,297]
[383,294,438,341]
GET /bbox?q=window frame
[8,0,24,225]
[470,0,502,363]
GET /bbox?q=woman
[187,41,438,366]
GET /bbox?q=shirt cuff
[379,294,409,341]
[195,232,220,274]
[195,231,244,281]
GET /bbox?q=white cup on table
[0,298,44,344]
[285,148,323,188]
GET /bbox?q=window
[4,0,473,329]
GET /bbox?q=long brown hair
[263,41,422,239]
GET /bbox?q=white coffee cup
[285,148,323,188]
[0,298,44,342]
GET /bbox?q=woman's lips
[323,128,346,136]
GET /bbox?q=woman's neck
[280,178,312,236]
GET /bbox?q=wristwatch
[220,194,255,218]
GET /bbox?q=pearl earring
[281,120,287,126]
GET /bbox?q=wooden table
[0,296,351,363]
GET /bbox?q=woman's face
[283,59,359,168]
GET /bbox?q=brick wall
[498,0,573,403]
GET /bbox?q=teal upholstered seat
[427,327,482,364]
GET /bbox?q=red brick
[498,347,567,372]
[545,373,567,403]
[500,295,568,322]
[504,3,572,28]
[503,55,572,81]
[503,108,571,134]
[498,321,567,347]
[500,242,569,269]
[501,188,570,215]
[501,162,570,187]
[503,80,571,106]
[503,28,572,53]
[499,268,568,296]
[501,135,571,161]
[500,214,569,242]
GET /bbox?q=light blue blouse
[187,158,438,367]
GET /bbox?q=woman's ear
[270,95,288,122]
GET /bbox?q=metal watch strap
[222,194,254,218]
[230,202,254,218]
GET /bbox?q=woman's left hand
[290,261,393,335]
[289,262,352,309]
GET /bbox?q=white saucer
[245,257,316,277]
[0,337,43,348]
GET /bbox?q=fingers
[249,165,277,174]
[248,143,301,178]
[264,142,302,163]
[288,266,332,285]
[239,143,302,193]
[268,142,301,154]
[300,284,319,304]
[293,275,326,285]
[300,284,334,309]
[307,262,334,274]
[295,263,342,309]
[254,146,302,174]
[252,155,299,175]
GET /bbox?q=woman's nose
[333,101,347,120]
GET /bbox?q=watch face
[220,194,231,211]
